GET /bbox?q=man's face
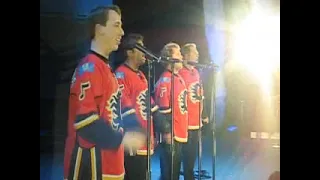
[171,47,183,70]
[186,46,199,62]
[100,10,124,51]
[128,40,146,66]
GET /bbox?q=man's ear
[126,49,134,57]
[95,24,105,36]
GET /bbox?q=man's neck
[184,63,194,70]
[167,67,179,74]
[90,39,111,60]
[125,60,139,71]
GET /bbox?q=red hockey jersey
[115,64,158,155]
[64,51,125,180]
[179,66,204,130]
[154,70,188,142]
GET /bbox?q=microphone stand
[197,68,204,180]
[146,59,152,180]
[192,63,218,180]
[209,66,217,180]
[170,62,175,180]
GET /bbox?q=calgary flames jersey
[64,50,125,180]
[115,64,158,155]
[154,70,188,142]
[179,66,204,130]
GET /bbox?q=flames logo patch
[106,84,124,131]
[189,82,202,103]
[136,89,148,121]
[178,89,188,114]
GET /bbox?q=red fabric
[115,64,156,155]
[154,71,188,142]
[64,52,124,178]
[179,67,203,129]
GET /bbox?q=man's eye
[114,23,121,27]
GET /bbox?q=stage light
[231,9,280,96]
[227,125,238,132]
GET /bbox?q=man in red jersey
[179,43,209,180]
[115,33,167,180]
[63,6,145,180]
[154,42,189,180]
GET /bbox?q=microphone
[130,42,182,64]
[187,61,218,69]
[134,43,159,62]
[159,57,183,63]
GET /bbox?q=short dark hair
[268,171,280,180]
[121,33,144,60]
[113,33,144,67]
[88,5,121,39]
[120,33,144,51]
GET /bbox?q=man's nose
[120,27,124,36]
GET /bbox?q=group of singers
[63,5,209,180]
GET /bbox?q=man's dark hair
[112,33,144,69]
[88,5,121,40]
[268,171,280,180]
[120,33,144,58]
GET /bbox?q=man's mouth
[141,56,146,61]
[116,37,121,44]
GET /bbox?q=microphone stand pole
[197,67,204,180]
[146,59,152,180]
[210,67,217,180]
[189,62,217,179]
[170,62,175,180]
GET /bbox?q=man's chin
[112,44,119,51]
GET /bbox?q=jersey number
[79,82,91,101]
[160,87,167,97]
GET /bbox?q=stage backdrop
[203,0,227,128]
[40,0,113,16]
